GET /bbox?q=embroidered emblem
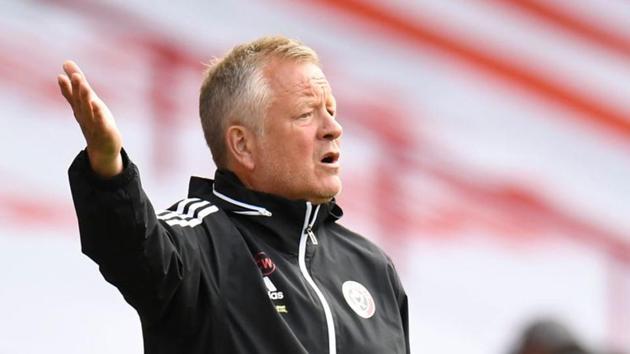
[342,281,375,319]
[254,252,276,276]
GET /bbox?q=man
[59,36,409,354]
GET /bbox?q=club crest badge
[342,280,376,319]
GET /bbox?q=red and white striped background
[0,1,628,353]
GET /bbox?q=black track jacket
[69,149,409,354]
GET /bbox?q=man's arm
[59,62,204,325]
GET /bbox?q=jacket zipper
[213,188,335,351]
[305,226,318,245]
[299,202,336,354]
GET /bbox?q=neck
[222,166,332,205]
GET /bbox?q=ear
[226,125,256,171]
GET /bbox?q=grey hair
[199,35,320,169]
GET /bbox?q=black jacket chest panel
[212,211,406,354]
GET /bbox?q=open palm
[58,61,123,178]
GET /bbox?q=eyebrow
[293,97,336,118]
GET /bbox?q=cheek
[262,125,317,173]
[284,131,316,162]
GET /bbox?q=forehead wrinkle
[268,67,334,111]
[289,75,328,97]
[296,78,333,110]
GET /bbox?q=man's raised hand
[58,61,123,178]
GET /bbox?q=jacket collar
[187,169,343,255]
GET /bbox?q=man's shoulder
[327,222,394,266]
[156,196,225,230]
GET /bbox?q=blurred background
[1,0,629,353]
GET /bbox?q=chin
[315,179,342,203]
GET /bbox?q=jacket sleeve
[68,148,205,324]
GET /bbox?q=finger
[63,60,84,79]
[79,79,95,122]
[57,74,73,105]
[66,60,98,96]
[63,60,100,106]
[70,72,83,110]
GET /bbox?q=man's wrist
[86,147,123,179]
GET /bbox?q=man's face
[251,60,343,204]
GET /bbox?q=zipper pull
[305,226,318,245]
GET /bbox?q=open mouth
[320,152,340,164]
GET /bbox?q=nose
[320,113,343,141]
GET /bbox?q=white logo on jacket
[342,281,376,319]
[263,276,284,300]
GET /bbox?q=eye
[327,109,336,117]
[298,111,313,119]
